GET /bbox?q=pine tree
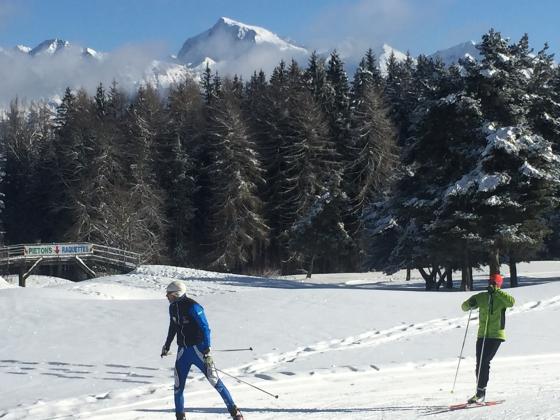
[366,91,488,289]
[458,31,560,282]
[257,60,296,270]
[347,50,399,268]
[347,87,398,228]
[303,51,329,106]
[281,86,348,275]
[0,99,39,243]
[163,79,202,265]
[385,51,416,147]
[527,43,560,150]
[351,49,383,101]
[244,69,274,268]
[465,29,529,126]
[120,84,168,260]
[201,64,214,104]
[45,88,96,241]
[205,79,269,272]
[19,101,55,242]
[325,51,352,157]
[83,84,129,248]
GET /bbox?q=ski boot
[175,413,186,420]
[229,405,244,419]
[467,387,486,404]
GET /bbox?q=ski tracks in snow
[2,294,559,419]
[5,354,559,420]
[235,293,560,377]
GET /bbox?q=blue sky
[1,0,558,58]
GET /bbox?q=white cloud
[211,46,308,79]
[0,42,168,107]
[305,0,452,61]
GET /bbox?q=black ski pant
[475,337,503,390]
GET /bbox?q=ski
[449,399,505,411]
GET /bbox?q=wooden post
[19,266,25,287]
[74,256,96,279]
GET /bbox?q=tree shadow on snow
[202,273,560,292]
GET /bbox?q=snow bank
[0,276,13,289]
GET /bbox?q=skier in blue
[161,280,244,420]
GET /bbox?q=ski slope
[1,262,559,419]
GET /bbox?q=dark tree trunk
[445,266,453,289]
[461,247,471,291]
[306,255,315,278]
[419,265,438,290]
[509,253,518,287]
[435,267,449,290]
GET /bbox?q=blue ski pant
[174,346,236,414]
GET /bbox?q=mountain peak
[177,17,307,66]
[375,44,409,75]
[430,40,480,65]
[217,16,243,26]
[15,45,32,54]
[82,47,103,60]
[30,38,70,56]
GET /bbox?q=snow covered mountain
[376,43,410,75]
[29,38,70,56]
[17,38,105,60]
[0,18,486,108]
[429,40,480,65]
[0,37,193,107]
[177,17,308,67]
[15,45,32,54]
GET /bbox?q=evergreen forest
[1,29,560,289]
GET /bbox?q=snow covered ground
[1,262,559,419]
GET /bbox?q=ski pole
[451,309,472,393]
[216,367,279,399]
[214,347,254,352]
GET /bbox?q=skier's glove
[161,345,170,358]
[203,352,218,382]
[203,353,214,369]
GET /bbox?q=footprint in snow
[134,366,159,371]
[105,364,131,369]
[254,373,275,380]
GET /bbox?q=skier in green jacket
[461,273,515,403]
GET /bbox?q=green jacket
[461,287,515,340]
